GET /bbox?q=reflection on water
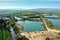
[30,18,40,21]
[16,21,44,32]
[15,16,21,20]
[43,14,60,19]
[10,27,18,40]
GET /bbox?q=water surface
[16,21,44,32]
[10,27,18,40]
[48,19,60,26]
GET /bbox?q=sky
[0,0,60,9]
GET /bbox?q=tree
[0,19,6,30]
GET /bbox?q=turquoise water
[16,21,44,32]
[48,19,60,26]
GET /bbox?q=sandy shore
[21,29,60,40]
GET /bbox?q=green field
[0,30,13,40]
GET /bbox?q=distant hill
[28,8,60,11]
[0,8,60,14]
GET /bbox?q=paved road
[42,18,51,31]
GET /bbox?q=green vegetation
[0,30,13,40]
[0,19,14,40]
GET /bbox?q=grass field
[0,30,13,40]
